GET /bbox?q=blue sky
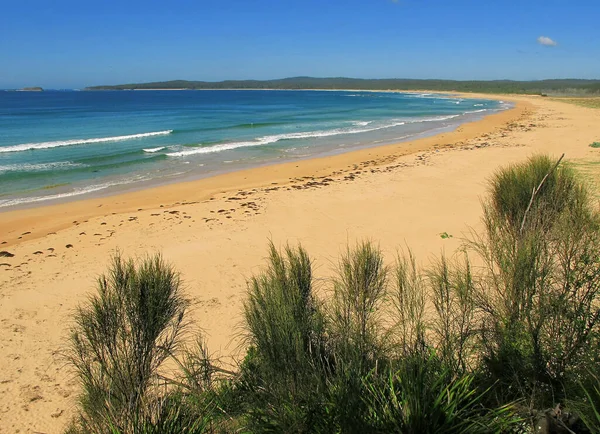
[1,0,598,88]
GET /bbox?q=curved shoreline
[7,93,600,434]
[0,93,527,248]
[0,90,501,209]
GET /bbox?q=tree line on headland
[86,77,600,95]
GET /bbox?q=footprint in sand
[19,385,43,404]
[12,324,26,334]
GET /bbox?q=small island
[19,87,44,92]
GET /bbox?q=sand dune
[1,94,600,433]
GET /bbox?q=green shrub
[240,243,329,433]
[487,154,581,234]
[67,253,189,433]
[427,253,478,375]
[243,242,325,375]
[329,241,389,365]
[392,249,426,355]
[471,154,600,408]
[325,241,390,433]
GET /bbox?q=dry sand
[1,94,599,433]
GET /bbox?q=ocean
[0,90,508,208]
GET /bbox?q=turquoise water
[0,90,507,208]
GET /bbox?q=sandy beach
[1,93,600,433]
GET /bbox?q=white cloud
[537,36,557,47]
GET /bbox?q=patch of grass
[571,159,600,200]
[590,142,600,148]
[440,231,453,239]
[568,371,600,433]
[553,97,600,109]
[363,352,521,433]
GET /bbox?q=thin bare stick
[519,154,565,234]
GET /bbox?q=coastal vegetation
[86,77,600,96]
[66,155,600,433]
[553,98,600,109]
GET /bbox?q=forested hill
[86,77,600,95]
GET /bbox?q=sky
[0,0,599,89]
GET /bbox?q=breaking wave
[0,130,173,153]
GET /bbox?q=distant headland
[84,77,600,95]
[18,87,44,92]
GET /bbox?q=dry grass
[572,159,600,200]
[552,97,600,109]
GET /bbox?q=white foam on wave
[0,177,146,208]
[166,140,263,157]
[474,104,484,107]
[0,130,173,153]
[0,161,84,174]
[264,123,405,141]
[165,109,485,159]
[403,93,434,98]
[166,121,408,157]
[406,93,464,103]
[411,114,461,123]
[166,113,471,159]
[143,146,166,153]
